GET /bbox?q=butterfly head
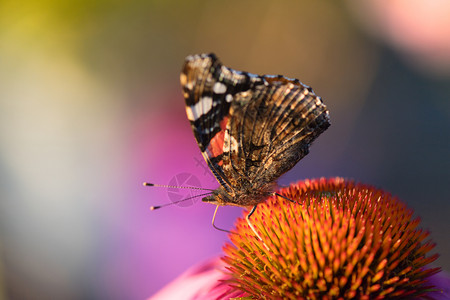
[201,183,278,207]
[201,187,236,206]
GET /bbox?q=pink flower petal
[423,271,450,300]
[149,257,244,300]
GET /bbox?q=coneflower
[222,178,441,299]
[151,178,448,300]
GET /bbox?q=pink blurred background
[0,1,449,299]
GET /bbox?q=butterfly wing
[180,53,330,206]
[228,77,330,190]
[181,54,268,195]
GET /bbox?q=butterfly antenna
[143,182,215,192]
[148,191,213,210]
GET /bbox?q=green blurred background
[0,0,449,299]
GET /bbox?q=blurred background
[0,0,449,299]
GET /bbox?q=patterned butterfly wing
[180,53,330,207]
[180,54,265,196]
[228,76,330,201]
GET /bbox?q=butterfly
[179,53,330,232]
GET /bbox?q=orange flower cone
[222,178,441,299]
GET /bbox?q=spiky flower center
[222,178,439,299]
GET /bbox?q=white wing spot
[225,94,233,102]
[213,82,227,94]
[186,82,194,90]
[229,135,238,152]
[223,129,230,153]
[186,96,213,121]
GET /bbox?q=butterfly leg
[274,192,296,203]
[246,205,270,251]
[212,205,233,234]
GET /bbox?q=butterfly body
[181,53,330,208]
